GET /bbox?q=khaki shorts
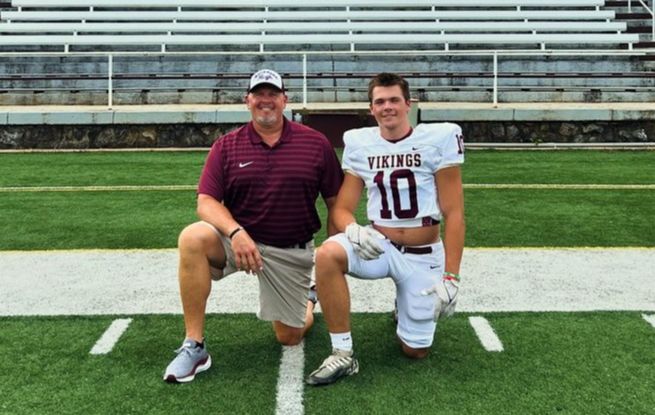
[201,221,315,329]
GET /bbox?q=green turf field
[1,313,654,415]
[1,149,654,415]
[1,150,655,187]
[1,150,654,249]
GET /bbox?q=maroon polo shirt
[198,118,344,247]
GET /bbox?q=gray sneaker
[163,338,212,383]
[306,349,359,386]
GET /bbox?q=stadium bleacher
[0,0,650,103]
[0,0,638,52]
[0,0,654,146]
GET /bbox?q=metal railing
[114,50,651,108]
[0,49,653,108]
[628,0,655,40]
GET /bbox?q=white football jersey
[342,123,464,228]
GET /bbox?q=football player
[306,72,465,386]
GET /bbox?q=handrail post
[637,0,655,41]
[493,52,498,107]
[303,53,307,109]
[628,0,632,13]
[108,54,113,109]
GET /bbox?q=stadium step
[605,1,632,5]
[627,26,655,33]
[633,41,655,48]
[615,13,653,19]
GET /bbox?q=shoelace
[174,346,196,358]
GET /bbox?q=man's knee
[178,223,218,256]
[275,327,304,346]
[178,223,209,250]
[401,342,430,359]
[315,242,347,275]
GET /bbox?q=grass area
[2,150,653,249]
[1,150,654,188]
[463,150,655,185]
[0,191,198,250]
[0,312,653,415]
[1,188,653,250]
[306,312,655,415]
[1,150,653,415]
[0,315,281,415]
[0,152,207,187]
[465,189,655,247]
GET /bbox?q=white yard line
[89,318,133,355]
[469,316,504,352]
[0,148,210,154]
[275,341,305,415]
[642,314,655,330]
[0,185,195,192]
[465,184,655,190]
[1,183,653,193]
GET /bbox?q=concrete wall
[0,123,236,149]
[2,120,653,149]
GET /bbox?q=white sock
[330,332,353,352]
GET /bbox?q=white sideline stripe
[89,318,133,355]
[2,249,654,315]
[469,316,504,352]
[2,246,652,255]
[275,341,305,415]
[0,148,211,154]
[643,314,655,330]
[1,183,654,193]
[0,185,195,192]
[465,184,655,190]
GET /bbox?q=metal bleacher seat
[0,0,649,107]
[0,0,639,52]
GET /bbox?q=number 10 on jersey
[373,169,419,220]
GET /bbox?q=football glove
[345,223,386,261]
[421,277,459,321]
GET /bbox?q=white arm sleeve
[341,130,362,178]
[436,124,465,172]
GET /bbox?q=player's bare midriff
[374,224,441,247]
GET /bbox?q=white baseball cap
[247,69,285,93]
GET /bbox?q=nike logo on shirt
[239,161,254,168]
